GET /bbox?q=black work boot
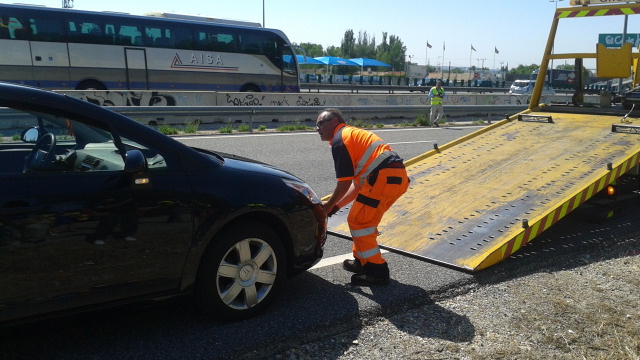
[343,258,363,273]
[350,262,390,286]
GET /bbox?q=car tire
[196,222,286,320]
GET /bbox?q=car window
[0,108,167,174]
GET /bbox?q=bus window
[215,33,235,52]
[116,24,143,46]
[195,29,236,52]
[68,20,107,44]
[239,33,263,55]
[281,45,296,75]
[8,17,27,39]
[29,18,64,42]
[145,26,161,46]
[0,17,9,39]
[173,27,194,50]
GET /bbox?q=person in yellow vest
[429,80,445,127]
[316,108,410,286]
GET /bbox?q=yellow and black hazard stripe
[557,5,640,18]
[476,152,640,270]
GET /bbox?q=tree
[326,45,341,57]
[508,64,539,76]
[340,30,356,59]
[299,42,324,58]
[376,32,406,70]
[354,31,376,59]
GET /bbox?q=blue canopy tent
[313,56,359,75]
[284,54,325,65]
[349,58,392,67]
[349,58,392,76]
[314,56,359,66]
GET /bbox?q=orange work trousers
[347,167,409,265]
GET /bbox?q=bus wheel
[240,84,261,92]
[76,80,107,91]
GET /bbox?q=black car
[0,82,326,325]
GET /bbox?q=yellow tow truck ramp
[328,110,640,271]
[329,1,640,272]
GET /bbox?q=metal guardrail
[300,83,598,95]
[109,105,528,125]
[301,83,509,94]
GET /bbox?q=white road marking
[310,250,389,270]
[388,140,433,145]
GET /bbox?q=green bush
[257,125,267,131]
[414,114,430,127]
[236,124,251,132]
[276,123,310,132]
[183,120,200,134]
[349,119,374,129]
[219,125,234,134]
[158,124,179,135]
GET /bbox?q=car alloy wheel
[196,222,286,320]
[216,236,277,310]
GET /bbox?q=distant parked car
[622,85,640,110]
[509,80,556,95]
[0,82,327,326]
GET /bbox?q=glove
[328,205,340,217]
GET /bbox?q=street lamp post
[549,0,564,86]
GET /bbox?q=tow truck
[328,0,640,272]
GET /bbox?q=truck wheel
[196,222,286,320]
[76,80,107,91]
[240,84,261,92]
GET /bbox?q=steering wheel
[24,133,56,172]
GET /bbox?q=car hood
[194,147,301,181]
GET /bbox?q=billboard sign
[599,33,640,48]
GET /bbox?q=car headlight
[282,179,321,205]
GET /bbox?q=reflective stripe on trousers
[348,167,409,265]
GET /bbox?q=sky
[23,0,640,70]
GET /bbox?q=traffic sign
[599,33,640,48]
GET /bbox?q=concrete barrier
[60,90,581,107]
[57,90,595,123]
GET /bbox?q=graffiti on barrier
[269,98,291,106]
[296,97,326,106]
[80,91,176,107]
[226,94,265,106]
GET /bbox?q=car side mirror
[124,150,148,174]
[21,128,40,143]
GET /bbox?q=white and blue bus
[0,4,300,92]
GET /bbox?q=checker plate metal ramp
[327,111,640,272]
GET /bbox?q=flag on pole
[495,47,499,54]
[443,42,445,51]
[471,44,476,51]
[427,42,432,49]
